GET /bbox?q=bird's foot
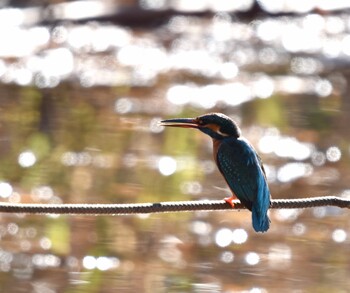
[224,196,236,208]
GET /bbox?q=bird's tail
[252,204,270,232]
[251,179,271,232]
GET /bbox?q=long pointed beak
[160,118,199,128]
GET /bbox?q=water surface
[0,2,350,292]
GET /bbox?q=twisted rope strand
[0,196,348,215]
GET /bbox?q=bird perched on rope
[160,113,271,232]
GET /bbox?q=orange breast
[212,139,222,165]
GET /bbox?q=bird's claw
[224,196,236,208]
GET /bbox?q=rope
[0,196,348,215]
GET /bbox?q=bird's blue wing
[216,138,265,209]
[216,137,271,232]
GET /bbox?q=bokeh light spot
[277,163,313,183]
[96,256,120,271]
[166,85,191,105]
[245,252,260,265]
[39,237,52,250]
[219,62,238,79]
[315,79,332,97]
[83,256,96,270]
[31,186,54,201]
[18,151,36,167]
[232,228,248,244]
[250,288,267,293]
[115,98,133,114]
[326,146,341,162]
[252,76,274,98]
[220,251,234,263]
[7,223,19,235]
[215,228,232,247]
[190,221,212,235]
[274,137,312,160]
[313,207,327,218]
[158,156,177,176]
[275,209,301,222]
[149,117,163,133]
[0,182,13,198]
[181,181,202,195]
[32,254,61,268]
[311,151,326,166]
[332,229,347,243]
[292,223,306,236]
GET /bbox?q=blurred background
[0,0,350,292]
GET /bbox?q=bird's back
[215,137,271,232]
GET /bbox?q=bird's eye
[197,119,205,126]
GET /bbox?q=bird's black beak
[160,118,199,128]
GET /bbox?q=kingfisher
[160,113,271,232]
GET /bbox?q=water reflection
[158,156,177,176]
[326,146,342,162]
[332,228,347,243]
[82,255,120,271]
[0,182,13,198]
[245,252,260,266]
[18,150,37,167]
[0,1,350,292]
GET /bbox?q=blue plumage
[161,113,271,232]
[216,138,270,232]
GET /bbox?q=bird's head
[160,113,241,140]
